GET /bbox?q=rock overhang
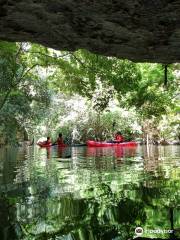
[0,0,180,63]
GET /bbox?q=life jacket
[46,139,51,145]
[115,134,124,142]
[57,137,63,145]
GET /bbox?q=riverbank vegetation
[0,41,179,145]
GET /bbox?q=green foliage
[46,49,176,123]
[49,49,141,99]
[0,40,179,144]
[0,41,50,144]
[124,63,176,120]
[37,94,140,142]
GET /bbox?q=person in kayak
[114,131,124,143]
[56,133,64,145]
[45,136,51,145]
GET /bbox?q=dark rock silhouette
[0,1,180,62]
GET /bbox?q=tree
[121,63,177,143]
[48,49,141,100]
[0,41,50,144]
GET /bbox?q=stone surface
[0,0,180,63]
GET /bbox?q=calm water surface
[0,145,179,240]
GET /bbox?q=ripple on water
[0,145,179,240]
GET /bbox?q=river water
[0,145,179,240]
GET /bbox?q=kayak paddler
[46,136,52,145]
[114,131,124,143]
[55,133,64,146]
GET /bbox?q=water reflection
[0,145,179,240]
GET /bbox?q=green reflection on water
[0,145,179,240]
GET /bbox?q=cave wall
[0,0,180,62]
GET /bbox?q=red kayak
[87,140,138,147]
[37,142,67,148]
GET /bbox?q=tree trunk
[146,133,149,145]
[23,128,29,141]
[164,64,168,88]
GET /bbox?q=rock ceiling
[0,0,180,62]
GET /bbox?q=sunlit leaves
[0,41,51,143]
